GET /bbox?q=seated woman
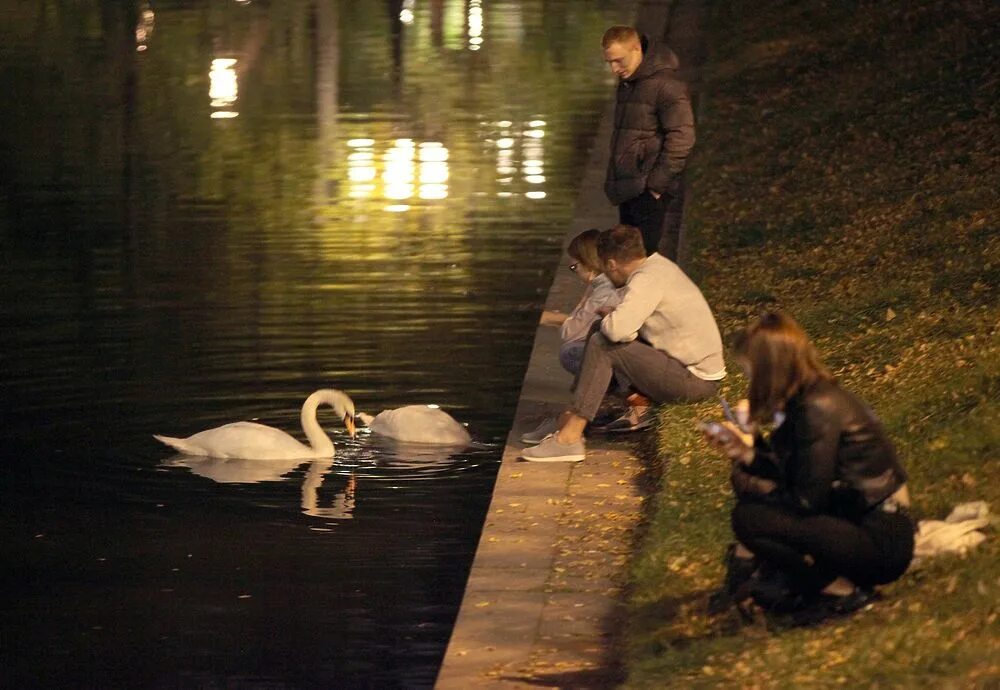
[522,229,622,443]
[702,311,914,622]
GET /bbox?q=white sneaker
[520,416,559,445]
[520,434,586,463]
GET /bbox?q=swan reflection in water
[160,436,477,519]
[161,454,359,519]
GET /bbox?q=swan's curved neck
[300,389,353,455]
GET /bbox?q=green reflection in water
[1,0,628,423]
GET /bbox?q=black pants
[731,500,915,593]
[618,181,686,259]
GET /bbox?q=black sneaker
[590,399,627,428]
[707,544,758,615]
[789,588,879,627]
[594,405,655,433]
[747,566,797,611]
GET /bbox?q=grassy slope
[622,0,999,687]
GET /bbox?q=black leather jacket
[733,379,907,519]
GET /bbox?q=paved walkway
[435,2,705,687]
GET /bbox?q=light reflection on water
[0,0,629,686]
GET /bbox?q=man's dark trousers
[619,181,685,260]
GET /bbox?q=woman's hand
[751,477,777,494]
[734,398,751,430]
[701,421,754,464]
[731,465,777,496]
[595,305,615,317]
[539,310,568,327]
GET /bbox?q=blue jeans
[559,341,586,376]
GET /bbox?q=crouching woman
[704,311,914,620]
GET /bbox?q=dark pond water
[0,0,629,687]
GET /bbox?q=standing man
[520,225,725,463]
[602,25,694,259]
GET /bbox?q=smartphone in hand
[720,396,751,433]
[699,421,732,442]
[720,397,737,425]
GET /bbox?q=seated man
[521,224,726,463]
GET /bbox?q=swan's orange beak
[344,413,357,439]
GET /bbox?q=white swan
[356,404,471,445]
[153,389,356,460]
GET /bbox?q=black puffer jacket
[604,36,695,205]
[733,379,908,520]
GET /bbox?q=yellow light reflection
[347,138,376,198]
[419,184,448,200]
[468,0,483,51]
[209,58,239,115]
[210,111,239,119]
[419,142,449,162]
[419,141,450,199]
[496,147,515,176]
[384,139,415,201]
[523,129,545,194]
[385,185,414,200]
[496,137,514,149]
[529,120,547,127]
[341,138,454,208]
[400,0,415,24]
[348,166,376,182]
[526,191,547,199]
[420,161,449,184]
[135,6,154,52]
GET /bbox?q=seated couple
[520,223,726,463]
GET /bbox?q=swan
[356,404,471,445]
[153,389,356,460]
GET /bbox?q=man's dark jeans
[619,183,686,259]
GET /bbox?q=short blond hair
[602,25,640,49]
